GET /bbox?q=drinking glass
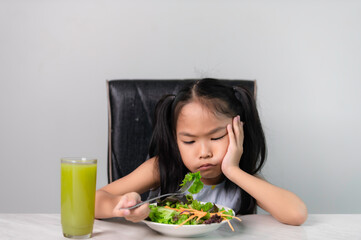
[61,157,97,239]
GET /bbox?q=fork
[119,179,195,210]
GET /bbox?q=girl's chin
[199,172,225,185]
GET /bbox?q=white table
[0,214,360,240]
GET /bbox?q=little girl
[95,79,307,225]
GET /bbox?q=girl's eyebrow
[178,126,227,137]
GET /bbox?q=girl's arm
[95,157,160,221]
[225,167,307,225]
[222,116,308,226]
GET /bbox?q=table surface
[0,214,360,240]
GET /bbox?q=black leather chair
[107,79,256,199]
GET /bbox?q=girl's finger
[114,196,130,217]
[116,195,127,208]
[233,116,244,148]
[227,123,235,144]
[233,116,241,141]
[126,203,150,222]
[125,199,136,208]
[238,120,245,148]
[129,192,142,202]
[134,204,150,218]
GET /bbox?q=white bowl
[142,203,234,237]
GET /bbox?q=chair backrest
[107,79,255,198]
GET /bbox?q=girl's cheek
[222,138,230,153]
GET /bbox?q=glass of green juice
[61,157,97,239]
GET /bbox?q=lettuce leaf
[180,171,203,194]
[148,205,175,224]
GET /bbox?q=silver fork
[119,179,195,210]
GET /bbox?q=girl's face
[176,101,233,185]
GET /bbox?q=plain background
[0,0,360,214]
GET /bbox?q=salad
[147,172,242,231]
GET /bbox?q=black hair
[148,78,267,214]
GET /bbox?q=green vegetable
[148,205,175,224]
[180,171,204,194]
[148,197,226,225]
[147,172,235,225]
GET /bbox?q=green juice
[61,160,97,238]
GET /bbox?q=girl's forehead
[176,102,231,128]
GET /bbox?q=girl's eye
[183,141,195,144]
[211,134,226,141]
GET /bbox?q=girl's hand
[221,115,244,177]
[112,192,150,222]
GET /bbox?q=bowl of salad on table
[142,172,242,237]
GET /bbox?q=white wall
[1,0,360,213]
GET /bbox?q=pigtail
[148,94,187,194]
[148,94,175,158]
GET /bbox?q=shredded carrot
[176,215,197,228]
[221,214,242,222]
[163,205,242,231]
[225,219,234,231]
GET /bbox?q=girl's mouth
[198,164,215,171]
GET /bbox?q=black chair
[106,79,256,199]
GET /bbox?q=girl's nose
[199,142,213,159]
